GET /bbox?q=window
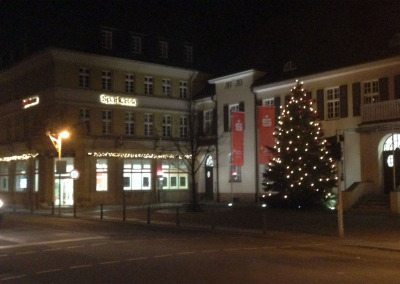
[101,29,113,50]
[15,161,28,192]
[162,79,172,96]
[184,45,193,63]
[229,103,240,129]
[203,109,213,134]
[180,115,188,138]
[0,163,8,192]
[123,160,151,190]
[96,159,108,191]
[161,160,188,190]
[162,114,172,137]
[78,67,90,88]
[144,113,153,137]
[80,108,90,134]
[230,165,242,182]
[102,71,112,90]
[34,159,39,192]
[102,110,112,135]
[125,111,135,136]
[131,35,142,54]
[225,81,232,89]
[363,80,379,104]
[144,76,153,95]
[159,41,169,58]
[326,87,340,119]
[235,79,243,87]
[262,98,274,107]
[179,81,188,98]
[125,73,135,93]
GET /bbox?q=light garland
[0,153,39,162]
[88,152,192,160]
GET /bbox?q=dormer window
[131,35,142,54]
[184,45,193,63]
[159,41,169,59]
[101,29,113,50]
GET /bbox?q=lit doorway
[205,155,214,200]
[383,134,400,193]
[54,157,74,206]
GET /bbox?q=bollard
[176,207,180,226]
[147,206,151,224]
[100,204,104,220]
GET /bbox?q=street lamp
[47,130,70,214]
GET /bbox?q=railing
[362,99,400,123]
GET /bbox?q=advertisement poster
[258,106,275,164]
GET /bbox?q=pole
[392,132,396,192]
[58,137,62,216]
[336,131,344,238]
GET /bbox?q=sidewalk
[3,202,400,252]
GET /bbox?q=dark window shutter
[274,96,281,120]
[223,104,229,132]
[316,89,324,120]
[212,108,217,135]
[339,85,348,118]
[239,101,245,112]
[198,110,204,135]
[379,77,389,101]
[395,75,400,99]
[352,82,361,116]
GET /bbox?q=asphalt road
[1,214,400,283]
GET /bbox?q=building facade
[0,48,212,209]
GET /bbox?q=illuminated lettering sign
[22,96,40,109]
[99,94,137,107]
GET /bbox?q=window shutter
[352,82,361,116]
[395,75,400,99]
[339,85,348,118]
[379,77,389,101]
[274,96,281,120]
[223,104,229,132]
[198,111,204,135]
[239,101,245,112]
[316,89,324,120]
[212,108,217,135]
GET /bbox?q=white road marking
[154,254,173,258]
[65,245,84,250]
[70,264,93,269]
[100,260,120,265]
[16,250,35,255]
[90,242,108,247]
[127,256,148,261]
[1,274,26,281]
[0,236,106,250]
[43,248,62,252]
[176,251,195,256]
[36,268,62,274]
[201,249,220,253]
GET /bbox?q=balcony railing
[362,99,400,123]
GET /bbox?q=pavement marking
[70,264,93,269]
[36,268,62,274]
[42,247,62,252]
[127,256,148,261]
[15,250,36,255]
[100,260,120,265]
[176,251,195,256]
[201,249,220,253]
[154,254,173,258]
[223,248,243,252]
[0,236,107,250]
[66,245,84,250]
[1,274,27,281]
[90,242,108,247]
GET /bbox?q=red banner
[231,112,245,166]
[258,106,275,164]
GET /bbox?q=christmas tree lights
[263,81,337,208]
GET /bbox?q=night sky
[1,0,400,76]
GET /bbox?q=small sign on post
[56,160,67,174]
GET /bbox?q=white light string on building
[87,152,191,160]
[0,153,39,162]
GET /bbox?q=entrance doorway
[383,134,400,193]
[54,157,74,206]
[205,155,214,200]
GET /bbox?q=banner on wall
[257,106,275,164]
[231,112,245,166]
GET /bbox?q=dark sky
[1,0,400,75]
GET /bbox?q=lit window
[184,45,193,63]
[160,160,188,190]
[0,163,8,192]
[96,159,108,191]
[230,165,242,182]
[144,76,153,95]
[101,30,113,50]
[125,111,135,136]
[162,79,172,96]
[383,134,400,151]
[203,109,213,135]
[78,67,90,88]
[34,159,39,192]
[101,71,112,90]
[123,160,152,190]
[162,114,172,137]
[125,73,135,93]
[144,113,153,137]
[159,41,169,58]
[228,103,240,130]
[179,81,188,98]
[180,115,188,138]
[15,161,27,192]
[80,108,90,134]
[102,110,112,135]
[262,98,274,107]
[131,35,142,54]
[363,80,379,104]
[326,87,340,119]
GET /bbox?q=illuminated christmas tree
[263,81,337,208]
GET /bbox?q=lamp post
[47,130,70,215]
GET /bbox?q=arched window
[383,134,400,151]
[205,155,214,167]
